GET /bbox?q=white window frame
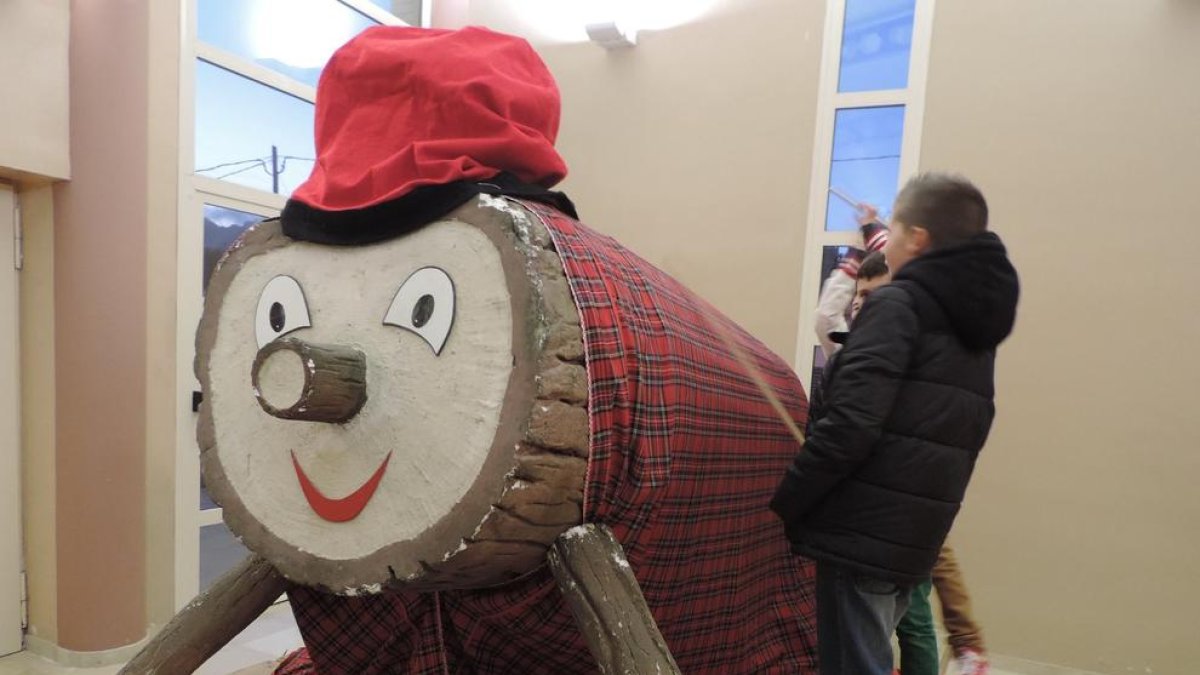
[174,187,283,591]
[173,0,421,608]
[793,0,936,390]
[346,0,433,27]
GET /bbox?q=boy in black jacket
[771,173,1019,675]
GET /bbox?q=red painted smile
[290,450,393,522]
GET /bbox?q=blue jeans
[816,562,914,675]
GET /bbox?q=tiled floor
[193,602,299,674]
[0,602,299,675]
[0,607,1096,675]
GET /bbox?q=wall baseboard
[17,627,1106,675]
[24,626,154,668]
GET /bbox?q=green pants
[896,579,938,675]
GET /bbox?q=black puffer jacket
[771,232,1019,583]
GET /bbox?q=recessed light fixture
[586,21,638,49]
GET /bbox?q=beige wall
[13,0,181,653]
[921,1,1200,673]
[459,0,825,363]
[50,0,152,651]
[0,0,70,181]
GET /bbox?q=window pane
[818,245,852,301]
[195,60,317,196]
[197,0,378,87]
[366,0,423,25]
[200,479,219,510]
[838,0,915,92]
[200,522,250,591]
[204,204,265,292]
[825,106,905,232]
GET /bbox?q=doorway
[0,184,23,656]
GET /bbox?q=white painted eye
[255,275,312,348]
[384,267,455,355]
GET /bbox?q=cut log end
[199,198,590,593]
[252,338,367,424]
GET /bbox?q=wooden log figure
[197,197,589,593]
[124,26,819,675]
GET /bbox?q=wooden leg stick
[119,555,288,675]
[548,524,681,675]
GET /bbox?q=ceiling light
[586,21,638,49]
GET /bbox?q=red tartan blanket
[279,202,817,674]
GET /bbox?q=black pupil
[412,294,435,328]
[269,302,286,332]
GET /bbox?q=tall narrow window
[838,0,916,93]
[795,0,934,389]
[825,106,905,231]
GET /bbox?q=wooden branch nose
[252,338,368,423]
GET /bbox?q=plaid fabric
[280,202,818,674]
[275,649,315,674]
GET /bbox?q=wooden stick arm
[548,524,681,675]
[119,555,288,675]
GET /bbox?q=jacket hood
[893,231,1020,350]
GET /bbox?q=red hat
[289,26,568,214]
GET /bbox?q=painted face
[197,200,588,593]
[208,221,510,549]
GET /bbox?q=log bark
[548,524,681,675]
[252,338,367,423]
[119,555,287,675]
[527,401,590,457]
[537,363,589,404]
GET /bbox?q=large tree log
[548,524,681,675]
[118,555,287,675]
[195,196,589,593]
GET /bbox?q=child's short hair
[858,251,888,281]
[894,173,988,249]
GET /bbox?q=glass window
[825,105,905,232]
[194,60,317,196]
[204,204,264,291]
[838,0,916,93]
[200,522,251,591]
[197,0,378,88]
[366,0,423,25]
[200,479,219,511]
[819,245,851,299]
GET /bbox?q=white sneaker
[955,649,990,675]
